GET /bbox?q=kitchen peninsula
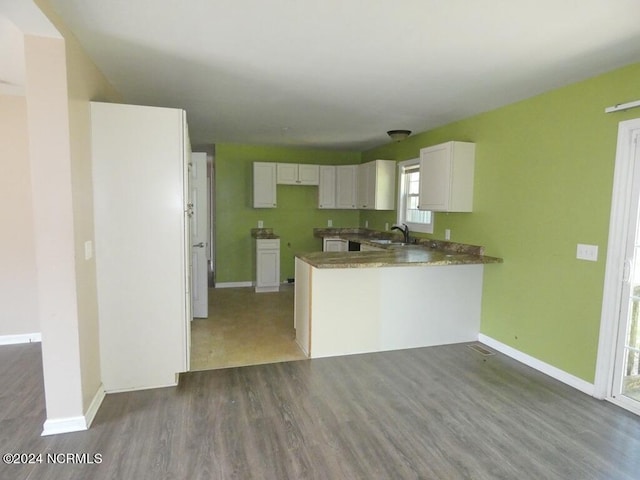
[294,229,502,358]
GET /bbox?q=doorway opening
[188,147,304,371]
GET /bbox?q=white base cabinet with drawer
[255,239,280,292]
[322,238,348,252]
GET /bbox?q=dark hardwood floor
[1,341,640,479]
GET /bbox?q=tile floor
[190,285,307,371]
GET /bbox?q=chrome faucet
[391,223,410,243]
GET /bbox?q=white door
[191,152,209,318]
[611,126,640,412]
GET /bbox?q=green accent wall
[362,62,640,383]
[215,144,361,283]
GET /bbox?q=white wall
[0,94,40,338]
[0,16,25,95]
[25,32,85,429]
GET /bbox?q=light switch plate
[445,229,451,240]
[576,243,598,262]
[258,220,263,228]
[328,219,333,227]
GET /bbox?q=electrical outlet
[385,222,389,230]
[258,220,263,228]
[328,219,332,227]
[576,243,598,262]
[365,220,369,228]
[445,229,451,240]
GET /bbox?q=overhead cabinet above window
[277,163,320,185]
[419,141,475,212]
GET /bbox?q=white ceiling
[48,0,640,151]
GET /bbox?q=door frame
[595,118,640,413]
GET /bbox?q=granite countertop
[251,228,280,239]
[299,227,503,269]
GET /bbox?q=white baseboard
[215,281,253,289]
[41,384,106,436]
[478,334,595,396]
[41,416,88,436]
[84,384,106,429]
[0,332,41,345]
[103,380,179,394]
[255,286,280,293]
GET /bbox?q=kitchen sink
[370,239,407,246]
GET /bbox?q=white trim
[396,158,434,234]
[84,385,106,429]
[255,286,279,293]
[104,380,178,394]
[605,99,640,114]
[607,393,640,416]
[595,118,640,399]
[41,416,88,436]
[478,334,595,396]
[215,281,253,288]
[0,332,41,345]
[40,384,107,436]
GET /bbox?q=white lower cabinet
[323,238,348,252]
[255,239,280,292]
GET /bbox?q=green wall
[215,144,361,283]
[362,62,640,382]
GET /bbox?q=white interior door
[191,152,209,318]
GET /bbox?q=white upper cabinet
[318,165,336,208]
[253,162,277,208]
[299,164,320,185]
[418,141,475,212]
[277,163,320,185]
[336,165,358,209]
[357,160,396,210]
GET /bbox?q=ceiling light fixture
[387,129,411,142]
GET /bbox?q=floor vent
[467,343,495,356]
